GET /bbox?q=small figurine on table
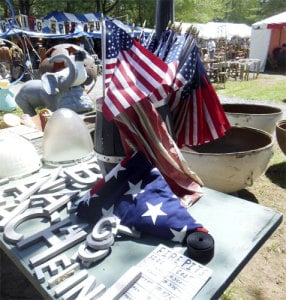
[0,80,16,112]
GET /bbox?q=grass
[215,72,286,103]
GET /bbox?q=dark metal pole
[155,0,174,39]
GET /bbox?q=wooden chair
[228,62,239,80]
[216,62,228,88]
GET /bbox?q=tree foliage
[260,0,286,17]
[174,0,277,25]
[0,0,155,27]
[175,0,225,23]
[0,0,286,27]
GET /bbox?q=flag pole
[101,13,106,98]
[138,20,146,41]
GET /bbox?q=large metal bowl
[276,119,286,155]
[222,103,283,134]
[181,126,274,193]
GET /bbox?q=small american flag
[153,29,171,58]
[77,151,207,243]
[172,45,198,90]
[164,34,187,64]
[157,29,177,60]
[103,39,177,121]
[144,30,157,53]
[138,28,147,46]
[168,45,231,147]
[104,20,133,89]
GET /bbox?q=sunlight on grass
[220,282,243,300]
[216,73,286,103]
[266,241,281,253]
[270,143,285,165]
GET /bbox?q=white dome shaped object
[0,133,42,179]
[3,113,21,127]
[42,108,95,166]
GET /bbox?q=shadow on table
[235,189,259,204]
[265,161,286,189]
[0,249,44,300]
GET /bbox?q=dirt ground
[221,141,286,300]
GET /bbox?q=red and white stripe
[171,75,231,147]
[114,100,204,207]
[103,40,177,121]
[105,57,117,89]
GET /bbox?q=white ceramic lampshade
[0,133,42,179]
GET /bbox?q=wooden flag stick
[101,13,106,98]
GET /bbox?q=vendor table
[209,59,261,83]
[0,125,283,299]
[0,183,282,299]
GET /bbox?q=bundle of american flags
[99,20,230,205]
[77,20,228,243]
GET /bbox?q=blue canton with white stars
[164,35,186,64]
[77,152,203,243]
[178,45,198,83]
[105,20,133,59]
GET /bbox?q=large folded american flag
[77,152,207,243]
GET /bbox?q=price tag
[121,244,212,299]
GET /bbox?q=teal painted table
[0,176,283,299]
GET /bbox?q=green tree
[108,0,155,27]
[260,0,286,18]
[175,0,225,23]
[222,0,262,24]
[1,0,286,27]
[0,0,154,27]
[174,0,264,25]
[0,0,120,18]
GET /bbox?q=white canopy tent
[249,11,286,72]
[178,22,251,40]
